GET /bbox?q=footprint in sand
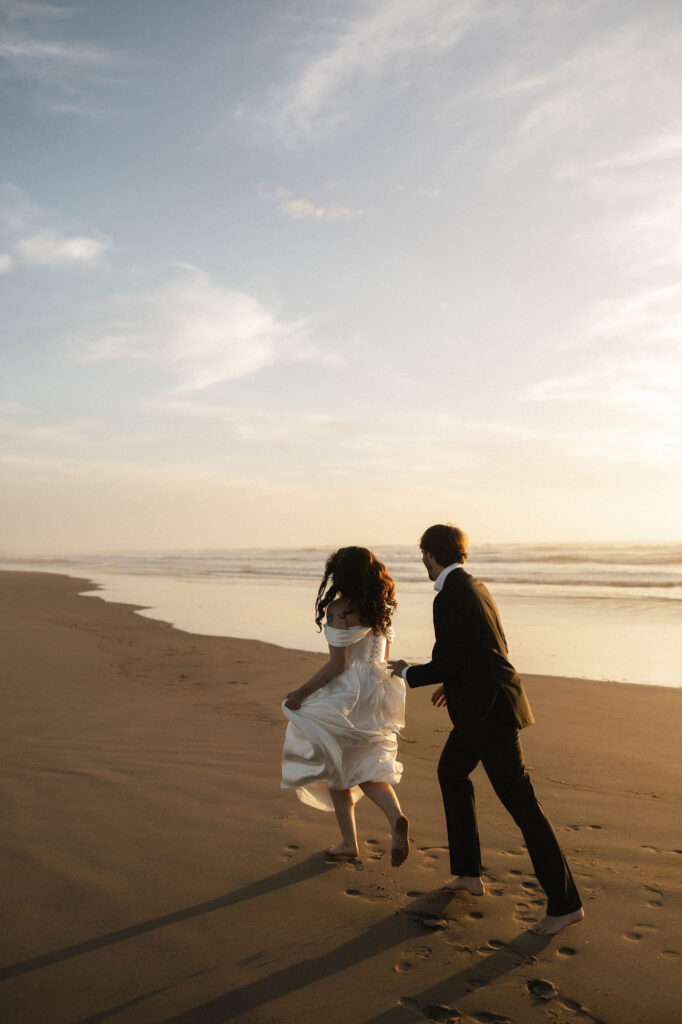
[364,839,385,861]
[466,910,484,921]
[471,1012,513,1023]
[624,922,658,942]
[345,884,390,902]
[644,885,663,907]
[392,944,433,975]
[556,998,608,1023]
[398,998,463,1023]
[404,909,449,931]
[557,946,576,957]
[416,846,448,871]
[513,901,538,926]
[327,856,364,870]
[527,978,558,1001]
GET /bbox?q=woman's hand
[285,690,304,710]
[431,684,447,708]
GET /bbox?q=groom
[389,524,583,937]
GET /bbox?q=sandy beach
[1,571,680,1024]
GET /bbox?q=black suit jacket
[406,568,535,730]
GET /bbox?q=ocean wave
[2,543,681,598]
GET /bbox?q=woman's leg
[359,781,402,825]
[359,781,410,866]
[326,787,359,858]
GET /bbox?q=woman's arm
[284,645,348,709]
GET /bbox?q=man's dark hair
[419,524,469,566]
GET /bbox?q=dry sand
[1,571,680,1024]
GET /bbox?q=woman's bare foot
[391,815,410,867]
[444,875,485,896]
[530,906,584,936]
[324,841,359,860]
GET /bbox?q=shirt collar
[434,563,462,591]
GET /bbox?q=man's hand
[431,684,447,708]
[388,659,409,678]
[284,690,304,710]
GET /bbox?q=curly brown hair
[314,546,397,637]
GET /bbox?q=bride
[281,546,409,865]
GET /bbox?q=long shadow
[357,932,552,1024]
[0,855,331,982]
[158,890,491,1024]
[70,970,214,1024]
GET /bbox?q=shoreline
[1,570,681,1024]
[2,564,679,689]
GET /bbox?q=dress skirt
[281,656,406,812]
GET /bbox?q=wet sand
[1,571,680,1024]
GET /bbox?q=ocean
[2,543,680,688]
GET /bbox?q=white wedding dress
[281,625,406,811]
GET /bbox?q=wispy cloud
[489,8,682,184]
[0,0,130,115]
[0,2,76,22]
[239,0,484,144]
[525,357,682,414]
[395,184,442,199]
[0,182,110,269]
[15,229,108,266]
[523,285,682,448]
[559,133,682,177]
[81,263,311,393]
[263,186,363,222]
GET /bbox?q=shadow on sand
[157,889,551,1024]
[0,855,333,982]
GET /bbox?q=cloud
[239,0,484,144]
[525,357,681,413]
[264,186,363,222]
[522,286,682,448]
[0,2,76,22]
[559,133,682,177]
[561,286,682,353]
[495,15,682,172]
[0,183,110,268]
[81,264,311,392]
[395,184,442,199]
[15,229,108,266]
[0,0,130,115]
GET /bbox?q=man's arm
[398,589,463,688]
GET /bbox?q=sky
[1,0,681,554]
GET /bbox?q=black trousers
[438,693,582,916]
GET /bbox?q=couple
[281,525,584,937]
